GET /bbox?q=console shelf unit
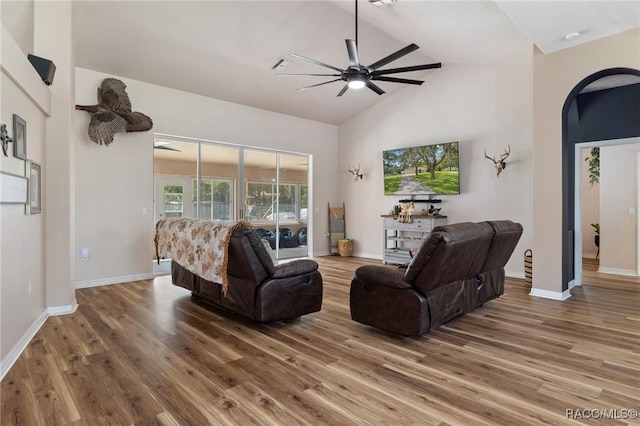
[382,214,447,264]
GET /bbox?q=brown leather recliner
[172,226,323,322]
[350,220,522,336]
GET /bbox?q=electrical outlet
[28,281,32,296]
[81,248,90,262]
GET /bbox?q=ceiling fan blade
[346,39,359,68]
[297,78,342,91]
[373,63,442,76]
[367,43,420,71]
[277,73,342,77]
[336,84,349,97]
[154,145,182,152]
[373,76,424,85]
[366,81,385,95]
[289,53,344,73]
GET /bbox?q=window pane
[300,185,308,220]
[193,178,233,221]
[212,180,232,221]
[246,182,274,222]
[164,185,183,218]
[278,184,296,222]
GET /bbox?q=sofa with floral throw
[158,220,323,322]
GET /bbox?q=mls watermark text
[566,408,638,420]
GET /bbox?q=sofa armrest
[355,265,412,289]
[272,259,319,279]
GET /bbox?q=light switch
[629,207,636,215]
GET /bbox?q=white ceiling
[495,1,639,54]
[5,1,639,125]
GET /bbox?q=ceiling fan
[154,141,181,152]
[277,0,441,97]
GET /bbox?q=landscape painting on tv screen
[383,141,460,196]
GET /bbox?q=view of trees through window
[246,182,307,222]
[163,185,184,218]
[192,178,233,221]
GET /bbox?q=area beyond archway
[561,68,640,290]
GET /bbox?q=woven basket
[524,249,533,286]
[338,240,353,257]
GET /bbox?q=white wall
[532,28,640,295]
[599,143,640,275]
[338,62,533,276]
[0,24,50,370]
[74,68,338,285]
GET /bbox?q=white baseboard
[506,270,525,279]
[311,250,331,257]
[529,287,572,301]
[598,267,638,277]
[76,272,156,289]
[0,309,48,381]
[582,252,598,259]
[1,301,80,380]
[48,302,79,316]
[353,252,382,260]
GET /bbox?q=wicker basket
[524,249,533,286]
[338,240,353,257]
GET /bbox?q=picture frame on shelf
[13,114,27,160]
[26,160,41,214]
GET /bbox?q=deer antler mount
[348,163,363,182]
[484,145,510,177]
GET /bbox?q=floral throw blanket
[155,218,252,295]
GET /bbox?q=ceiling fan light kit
[277,0,441,97]
[348,77,366,90]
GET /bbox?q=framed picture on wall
[13,114,27,160]
[26,160,41,214]
[0,171,27,204]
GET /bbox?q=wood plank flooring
[2,257,639,425]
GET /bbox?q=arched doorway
[562,68,640,289]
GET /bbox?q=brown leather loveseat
[350,220,522,336]
[172,226,323,322]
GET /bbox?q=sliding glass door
[198,143,238,221]
[153,136,309,261]
[154,139,197,223]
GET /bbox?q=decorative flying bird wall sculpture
[75,78,153,146]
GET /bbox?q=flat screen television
[383,141,460,196]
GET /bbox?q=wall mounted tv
[383,141,460,196]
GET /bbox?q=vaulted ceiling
[3,1,639,125]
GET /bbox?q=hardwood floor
[2,257,639,425]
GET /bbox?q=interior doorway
[561,68,640,291]
[574,138,640,286]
